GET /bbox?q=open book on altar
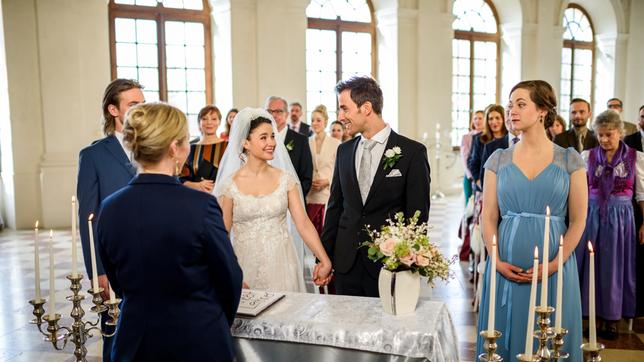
[236,290,285,317]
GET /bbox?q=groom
[321,76,431,297]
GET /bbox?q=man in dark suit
[624,105,644,152]
[321,76,431,297]
[77,78,144,361]
[624,104,644,316]
[554,98,598,152]
[266,96,313,196]
[289,102,313,136]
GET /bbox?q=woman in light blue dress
[476,81,588,361]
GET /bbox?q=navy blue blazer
[77,135,136,278]
[97,173,243,362]
[479,136,510,189]
[467,134,485,184]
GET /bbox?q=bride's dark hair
[246,116,273,139]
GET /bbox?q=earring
[539,114,544,123]
[174,159,180,176]
[239,152,248,163]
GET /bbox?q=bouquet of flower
[362,211,455,287]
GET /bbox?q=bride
[213,108,332,292]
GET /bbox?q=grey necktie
[358,139,377,203]
[577,133,585,152]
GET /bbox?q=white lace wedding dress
[219,170,305,292]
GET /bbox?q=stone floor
[0,195,642,361]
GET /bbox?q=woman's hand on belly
[497,260,531,283]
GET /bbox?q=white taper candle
[487,235,497,334]
[48,230,56,318]
[34,221,41,301]
[588,241,597,348]
[525,246,539,358]
[71,196,78,277]
[555,236,564,330]
[88,214,99,293]
[540,206,550,308]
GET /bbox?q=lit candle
[555,236,564,330]
[487,235,497,334]
[540,206,550,308]
[588,241,596,348]
[71,196,78,277]
[88,214,99,293]
[48,230,56,319]
[435,123,441,144]
[422,132,428,143]
[34,221,41,301]
[109,283,116,303]
[525,246,539,358]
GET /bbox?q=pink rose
[380,238,397,256]
[399,253,416,266]
[416,254,430,267]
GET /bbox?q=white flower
[384,149,396,158]
[393,146,402,155]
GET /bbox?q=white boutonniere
[383,146,402,170]
[286,140,295,151]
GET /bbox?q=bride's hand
[313,261,332,286]
[242,281,250,289]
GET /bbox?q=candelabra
[580,341,605,362]
[28,273,121,362]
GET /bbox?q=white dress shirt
[277,126,288,144]
[114,131,132,161]
[355,125,392,186]
[507,132,522,146]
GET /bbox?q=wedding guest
[220,108,238,141]
[548,115,566,140]
[554,98,598,152]
[180,105,228,193]
[330,120,346,142]
[627,104,644,317]
[477,80,586,361]
[468,104,508,190]
[289,102,313,136]
[576,109,644,340]
[98,103,242,361]
[461,110,484,205]
[306,104,340,235]
[479,106,518,188]
[77,78,144,362]
[266,96,313,197]
[606,97,637,134]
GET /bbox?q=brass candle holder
[552,327,569,360]
[533,306,555,361]
[28,273,120,361]
[580,342,605,362]
[478,329,503,361]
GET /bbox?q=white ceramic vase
[378,269,420,315]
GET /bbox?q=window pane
[163,0,183,8]
[453,0,498,34]
[138,67,159,91]
[185,45,205,68]
[116,43,137,66]
[117,66,138,80]
[165,21,185,45]
[563,7,593,42]
[168,91,188,112]
[135,0,157,6]
[186,69,205,91]
[137,44,158,67]
[115,0,135,4]
[306,0,371,23]
[166,45,186,68]
[167,68,187,91]
[185,22,204,46]
[136,19,157,44]
[187,91,206,114]
[341,31,371,78]
[182,0,203,10]
[143,90,160,102]
[115,18,136,43]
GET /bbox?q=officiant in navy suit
[321,76,431,297]
[76,78,144,361]
[98,103,242,361]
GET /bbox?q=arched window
[305,0,376,123]
[109,0,212,137]
[560,4,594,117]
[451,0,500,146]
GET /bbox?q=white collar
[361,125,391,145]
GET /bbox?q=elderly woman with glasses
[577,109,644,340]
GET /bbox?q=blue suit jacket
[479,136,509,189]
[97,173,243,361]
[77,135,136,278]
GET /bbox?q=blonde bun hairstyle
[312,104,329,126]
[123,103,189,166]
